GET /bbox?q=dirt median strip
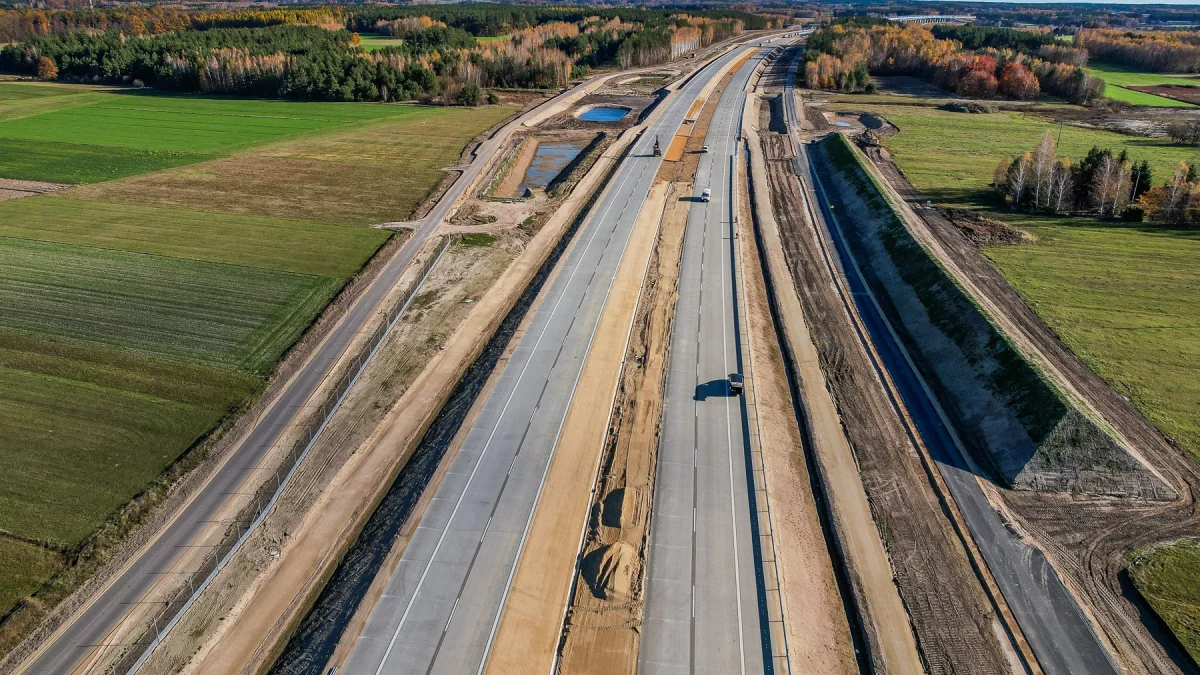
[482,180,670,675]
[744,122,925,675]
[737,133,858,673]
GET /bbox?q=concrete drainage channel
[117,236,450,675]
[267,146,625,673]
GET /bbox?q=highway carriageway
[338,44,759,675]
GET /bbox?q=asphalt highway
[784,50,1119,675]
[338,45,756,675]
[18,85,566,675]
[639,51,771,675]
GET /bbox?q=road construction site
[27,30,1200,675]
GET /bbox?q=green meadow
[0,81,515,624]
[0,84,413,183]
[1084,63,1198,108]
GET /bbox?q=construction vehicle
[728,373,744,396]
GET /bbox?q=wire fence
[108,237,451,675]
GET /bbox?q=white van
[701,188,712,202]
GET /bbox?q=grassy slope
[1128,539,1200,663]
[847,97,1200,654]
[0,537,62,619]
[0,86,513,622]
[1085,63,1199,108]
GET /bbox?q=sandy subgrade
[484,178,670,675]
[736,133,858,673]
[539,59,742,675]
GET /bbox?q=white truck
[701,187,711,202]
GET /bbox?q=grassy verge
[1128,539,1200,663]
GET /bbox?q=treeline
[1,5,770,104]
[1076,28,1200,73]
[804,22,1103,103]
[0,25,450,101]
[0,7,345,43]
[996,131,1152,218]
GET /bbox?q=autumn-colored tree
[998,62,1040,100]
[957,68,998,98]
[35,55,56,80]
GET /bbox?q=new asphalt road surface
[638,50,772,675]
[784,47,1118,674]
[338,45,759,675]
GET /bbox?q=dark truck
[728,373,744,396]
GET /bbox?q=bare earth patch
[0,178,68,202]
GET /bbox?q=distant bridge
[888,15,976,25]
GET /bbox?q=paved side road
[338,45,756,675]
[639,50,772,675]
[17,83,572,675]
[785,65,1118,675]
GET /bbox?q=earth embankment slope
[760,129,1014,674]
[817,133,1167,500]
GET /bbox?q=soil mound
[582,541,636,600]
[941,207,1034,247]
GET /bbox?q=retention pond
[578,105,631,122]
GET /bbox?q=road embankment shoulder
[742,118,924,674]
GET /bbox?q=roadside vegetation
[828,85,1200,660]
[1128,539,1200,663]
[0,78,511,649]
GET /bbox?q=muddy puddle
[518,140,588,194]
[268,175,597,675]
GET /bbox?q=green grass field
[0,82,514,624]
[0,84,413,183]
[71,105,516,225]
[1128,539,1200,663]
[0,196,389,276]
[358,33,407,51]
[857,105,1200,207]
[0,237,342,371]
[1084,63,1198,108]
